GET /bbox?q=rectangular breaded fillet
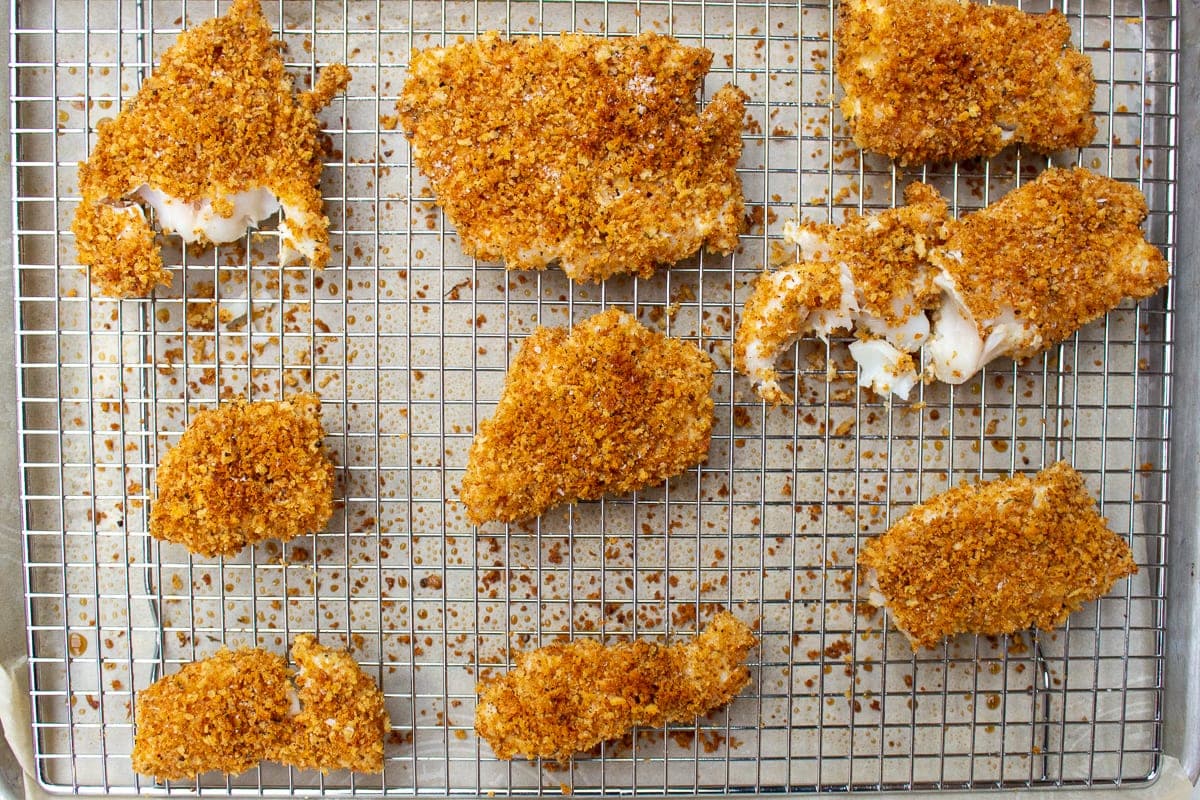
[859,462,1137,650]
[836,0,1096,165]
[475,612,756,761]
[460,308,715,524]
[398,32,747,282]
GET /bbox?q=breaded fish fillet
[926,167,1170,384]
[397,32,747,282]
[460,308,715,524]
[734,183,949,403]
[73,0,351,297]
[836,0,1096,165]
[859,462,1137,650]
[151,393,334,557]
[131,635,388,780]
[475,612,757,761]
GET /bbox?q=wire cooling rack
[8,0,1179,795]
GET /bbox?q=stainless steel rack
[7,0,1182,795]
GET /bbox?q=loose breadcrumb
[150,393,334,557]
[859,462,1138,650]
[397,32,747,282]
[929,167,1170,363]
[459,308,715,524]
[475,612,757,761]
[836,0,1096,165]
[734,183,948,404]
[73,0,351,297]
[131,635,388,780]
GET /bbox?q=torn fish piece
[72,0,351,297]
[734,183,949,403]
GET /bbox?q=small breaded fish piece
[151,393,334,557]
[274,635,390,774]
[859,462,1137,650]
[73,0,351,297]
[734,183,949,404]
[397,32,747,282]
[132,635,388,780]
[475,612,757,761]
[926,168,1170,384]
[460,308,715,524]
[836,0,1096,165]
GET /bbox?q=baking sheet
[7,0,1182,795]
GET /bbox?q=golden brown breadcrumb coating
[150,393,334,557]
[816,183,948,325]
[929,167,1170,364]
[397,32,747,282]
[734,182,949,404]
[836,0,1096,165]
[475,612,757,761]
[132,635,388,780]
[859,462,1137,650]
[459,308,715,524]
[73,0,351,297]
[275,635,390,773]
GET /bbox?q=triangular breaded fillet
[460,309,715,524]
[398,32,746,282]
[73,0,350,297]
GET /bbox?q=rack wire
[9,0,1179,795]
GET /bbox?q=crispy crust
[930,167,1170,361]
[733,183,949,404]
[276,635,390,773]
[73,0,350,297]
[475,612,757,761]
[859,462,1138,650]
[827,183,948,323]
[836,0,1096,165]
[397,32,747,282]
[460,308,715,524]
[150,393,335,557]
[131,635,388,780]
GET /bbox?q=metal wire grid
[8,0,1178,795]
